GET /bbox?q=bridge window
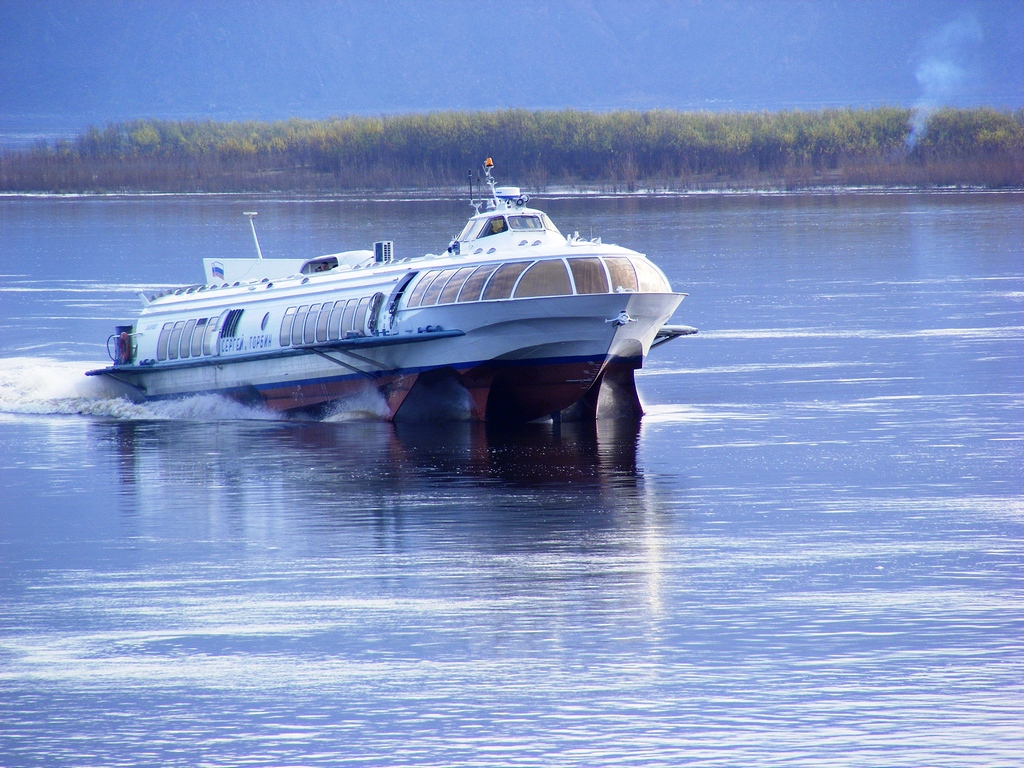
[437,266,477,304]
[479,216,508,237]
[457,264,499,302]
[514,260,572,298]
[508,215,543,231]
[482,261,530,300]
[568,257,609,294]
[457,219,486,242]
[604,257,638,293]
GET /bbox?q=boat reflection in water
[102,416,661,550]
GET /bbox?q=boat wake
[0,357,384,422]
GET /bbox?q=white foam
[0,357,282,421]
[320,387,392,422]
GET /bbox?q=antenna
[243,211,264,260]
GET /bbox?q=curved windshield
[508,215,544,231]
[457,219,485,241]
[479,217,508,238]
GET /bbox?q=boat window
[514,259,572,298]
[437,266,477,304]
[406,270,442,308]
[341,299,357,336]
[190,318,208,357]
[479,216,508,238]
[456,220,475,240]
[304,303,321,345]
[260,312,269,331]
[179,319,197,359]
[301,256,338,275]
[568,257,610,295]
[508,215,544,231]
[328,300,346,341]
[457,264,499,302]
[205,312,225,355]
[291,305,309,346]
[482,261,531,300]
[157,323,173,361]
[280,307,296,347]
[604,257,639,293]
[167,321,185,360]
[457,219,486,242]
[540,214,560,234]
[632,258,671,292]
[367,292,385,334]
[420,268,459,306]
[353,297,371,336]
[316,303,331,342]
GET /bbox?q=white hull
[90,162,694,422]
[101,292,682,422]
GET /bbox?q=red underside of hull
[246,356,636,423]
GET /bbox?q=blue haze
[1,1,1022,146]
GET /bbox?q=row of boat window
[279,293,384,347]
[156,308,244,361]
[152,256,667,363]
[405,256,669,309]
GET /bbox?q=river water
[1,191,1022,766]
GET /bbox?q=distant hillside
[1,108,1022,193]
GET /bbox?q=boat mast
[483,157,498,209]
[243,211,264,260]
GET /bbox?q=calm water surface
[1,192,1022,766]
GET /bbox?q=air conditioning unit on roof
[374,241,394,264]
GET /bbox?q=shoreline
[2,107,1021,194]
[2,184,1022,202]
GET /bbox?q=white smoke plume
[906,14,983,150]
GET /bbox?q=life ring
[118,331,131,364]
